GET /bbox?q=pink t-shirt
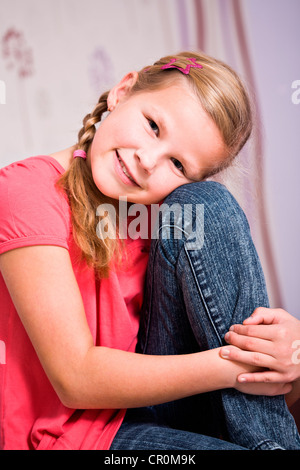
[0,156,150,450]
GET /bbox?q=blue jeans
[111,182,300,450]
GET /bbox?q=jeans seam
[184,245,223,346]
[141,238,159,353]
[141,224,190,353]
[251,439,284,450]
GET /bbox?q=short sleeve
[0,156,71,254]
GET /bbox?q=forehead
[136,78,198,110]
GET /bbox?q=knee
[163,181,250,240]
[150,181,252,268]
[165,181,235,210]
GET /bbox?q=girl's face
[90,75,226,205]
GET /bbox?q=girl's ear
[107,71,138,111]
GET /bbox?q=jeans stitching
[184,245,223,346]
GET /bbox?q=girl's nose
[135,148,158,173]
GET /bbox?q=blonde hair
[58,51,252,276]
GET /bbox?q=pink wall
[245,0,300,316]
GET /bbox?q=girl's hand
[220,308,300,389]
[234,373,293,397]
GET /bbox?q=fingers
[235,378,293,397]
[226,323,276,342]
[220,345,275,369]
[243,307,278,325]
[224,326,276,359]
[243,307,293,326]
[237,370,281,383]
[237,370,293,394]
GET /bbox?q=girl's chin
[93,178,161,205]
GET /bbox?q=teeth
[117,154,135,183]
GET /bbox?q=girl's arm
[0,247,290,409]
[220,307,300,405]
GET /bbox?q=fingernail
[229,325,235,331]
[221,348,230,358]
[238,376,247,383]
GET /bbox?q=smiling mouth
[115,151,139,186]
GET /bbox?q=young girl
[0,51,299,450]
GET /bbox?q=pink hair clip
[73,149,87,159]
[161,57,203,75]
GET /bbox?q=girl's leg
[110,408,245,450]
[136,181,300,450]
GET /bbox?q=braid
[77,90,109,152]
[57,90,122,278]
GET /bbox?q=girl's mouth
[114,150,140,187]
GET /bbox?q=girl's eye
[171,157,184,173]
[148,119,159,136]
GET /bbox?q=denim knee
[159,181,250,257]
[164,181,247,225]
